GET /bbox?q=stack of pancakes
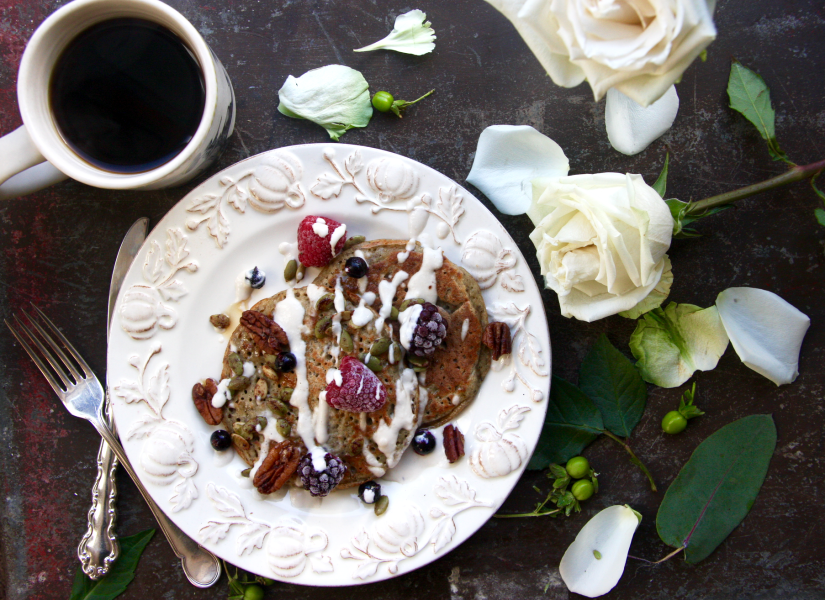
[220,239,490,491]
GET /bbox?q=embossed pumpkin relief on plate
[462,230,525,292]
[185,150,306,247]
[470,405,531,478]
[112,343,199,511]
[266,519,334,576]
[119,228,197,340]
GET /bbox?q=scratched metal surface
[1,0,824,598]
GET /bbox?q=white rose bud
[528,173,673,322]
[486,0,716,106]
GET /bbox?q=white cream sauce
[330,223,347,253]
[211,378,232,408]
[398,304,423,350]
[312,217,329,238]
[461,318,470,341]
[374,270,409,332]
[405,246,443,303]
[373,368,418,468]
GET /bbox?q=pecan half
[443,424,465,463]
[482,321,512,361]
[241,310,290,353]
[192,379,223,426]
[253,441,302,494]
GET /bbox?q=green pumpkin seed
[316,293,335,312]
[390,306,399,320]
[268,399,288,416]
[374,495,389,516]
[232,433,251,449]
[344,235,366,250]
[227,352,244,376]
[276,418,291,437]
[340,329,354,354]
[340,310,353,322]
[240,467,252,478]
[315,316,332,339]
[254,378,268,398]
[228,376,251,391]
[412,365,427,373]
[280,387,294,402]
[399,298,425,312]
[389,342,402,363]
[296,264,306,282]
[406,354,429,367]
[262,365,278,381]
[264,354,278,365]
[256,416,268,430]
[359,353,381,373]
[370,338,391,356]
[284,259,298,282]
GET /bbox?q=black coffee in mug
[50,18,206,173]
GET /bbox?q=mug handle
[0,125,69,199]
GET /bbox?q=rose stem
[602,431,658,492]
[686,157,825,216]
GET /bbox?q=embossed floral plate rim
[107,143,551,586]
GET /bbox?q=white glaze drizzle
[374,270,409,332]
[354,249,369,293]
[242,361,256,378]
[373,368,417,468]
[334,277,345,313]
[330,223,347,253]
[397,238,416,263]
[211,378,231,408]
[312,217,329,238]
[461,318,470,341]
[273,288,315,450]
[310,445,328,471]
[326,368,342,386]
[398,304,424,350]
[362,440,386,477]
[306,283,327,309]
[235,271,253,303]
[315,391,329,444]
[405,246,443,303]
[351,292,376,328]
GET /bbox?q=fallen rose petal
[466,125,569,215]
[559,505,641,598]
[716,287,810,386]
[606,86,680,156]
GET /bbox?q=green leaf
[657,415,776,564]
[527,376,604,470]
[727,61,790,164]
[579,334,647,438]
[69,529,155,600]
[630,302,729,388]
[815,208,825,227]
[652,153,669,198]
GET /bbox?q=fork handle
[77,399,120,579]
[91,420,221,588]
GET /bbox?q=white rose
[528,173,673,322]
[485,0,716,106]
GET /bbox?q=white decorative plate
[107,144,551,585]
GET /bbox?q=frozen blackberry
[299,451,346,497]
[210,429,232,450]
[409,303,448,357]
[245,266,266,289]
[344,256,369,278]
[412,429,436,455]
[358,481,381,504]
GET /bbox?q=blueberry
[358,480,381,504]
[276,352,297,372]
[246,266,266,289]
[211,429,232,450]
[412,429,436,455]
[344,256,368,279]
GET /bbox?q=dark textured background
[2,0,825,598]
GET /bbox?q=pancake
[220,286,421,491]
[314,239,490,428]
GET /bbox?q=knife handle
[77,397,120,579]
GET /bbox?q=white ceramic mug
[0,0,235,199]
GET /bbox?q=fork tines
[5,305,93,396]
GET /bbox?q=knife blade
[78,217,149,579]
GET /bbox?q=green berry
[244,584,265,600]
[372,91,394,112]
[571,479,594,501]
[662,410,688,434]
[565,456,590,479]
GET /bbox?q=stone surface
[1,0,825,598]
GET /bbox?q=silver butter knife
[78,217,148,579]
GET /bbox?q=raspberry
[299,450,346,497]
[409,302,448,357]
[325,356,387,412]
[297,215,347,267]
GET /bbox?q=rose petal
[559,505,641,598]
[619,255,673,319]
[606,86,680,156]
[716,287,810,386]
[467,125,569,215]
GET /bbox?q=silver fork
[6,306,221,588]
